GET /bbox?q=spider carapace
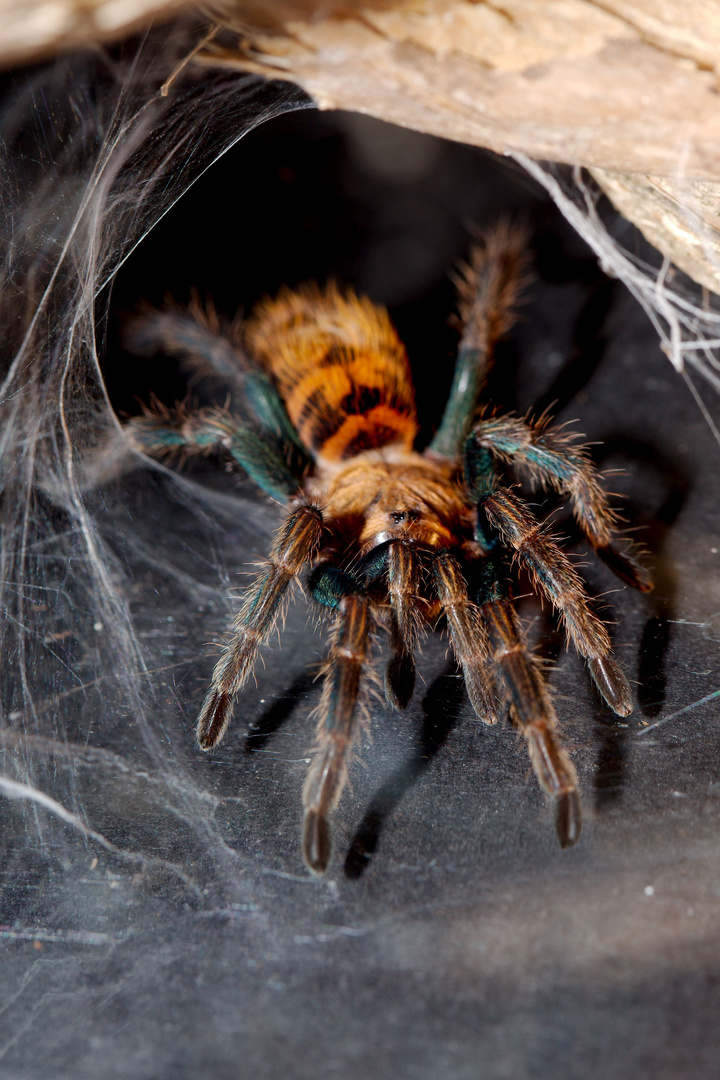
[126,224,651,874]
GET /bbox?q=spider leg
[126,302,305,453]
[474,558,581,848]
[304,566,371,874]
[385,542,423,709]
[478,485,633,717]
[432,550,499,724]
[429,222,530,459]
[196,504,324,749]
[470,416,651,591]
[126,304,248,390]
[126,403,301,501]
[357,539,423,709]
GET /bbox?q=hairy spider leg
[126,304,307,455]
[432,550,499,724]
[197,504,324,749]
[479,484,633,716]
[305,566,371,873]
[357,539,423,709]
[466,445,582,844]
[384,542,423,709]
[429,222,531,459]
[473,557,582,847]
[127,306,248,389]
[126,404,301,501]
[467,442,632,715]
[472,414,652,592]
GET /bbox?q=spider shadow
[531,274,616,420]
[508,263,690,809]
[515,581,628,808]
[573,436,687,808]
[520,262,689,728]
[343,663,466,879]
[243,669,318,753]
[597,435,688,712]
[507,270,632,807]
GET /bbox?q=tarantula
[125,224,651,874]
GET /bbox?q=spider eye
[390,509,419,525]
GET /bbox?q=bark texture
[208,0,720,180]
[3,0,720,291]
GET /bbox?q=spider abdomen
[245,283,419,461]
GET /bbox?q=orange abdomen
[245,283,418,462]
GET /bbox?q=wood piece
[4,0,720,292]
[592,169,720,295]
[205,0,720,180]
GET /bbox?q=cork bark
[3,0,720,291]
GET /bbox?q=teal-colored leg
[126,307,308,458]
[127,404,301,501]
[471,414,652,591]
[429,223,529,459]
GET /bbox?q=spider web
[0,10,718,942]
[515,155,720,448]
[3,26,720,1080]
[0,31,311,894]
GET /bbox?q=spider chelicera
[125,224,651,873]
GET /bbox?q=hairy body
[126,225,650,874]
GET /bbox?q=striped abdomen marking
[245,284,418,461]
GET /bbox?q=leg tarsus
[385,649,415,710]
[480,590,582,846]
[480,486,635,716]
[196,504,323,749]
[303,804,333,875]
[596,543,653,593]
[555,790,582,849]
[587,656,633,717]
[302,594,371,874]
[197,689,233,750]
